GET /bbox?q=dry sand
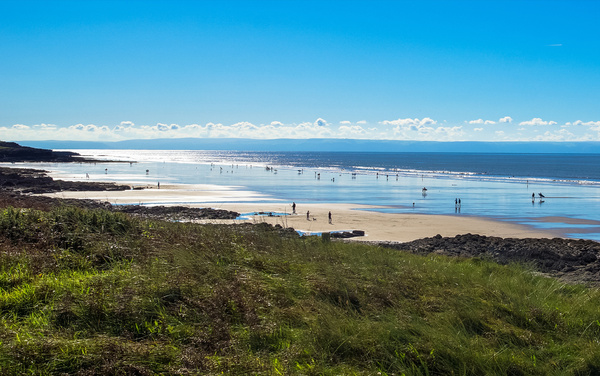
[42,183,561,242]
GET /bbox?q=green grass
[0,204,600,375]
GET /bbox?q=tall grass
[0,204,599,374]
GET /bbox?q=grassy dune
[0,204,599,375]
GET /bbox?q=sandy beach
[42,183,561,242]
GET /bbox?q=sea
[5,150,600,241]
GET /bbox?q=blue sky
[2,0,600,142]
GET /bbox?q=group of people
[292,202,332,224]
[532,193,545,202]
[455,198,462,213]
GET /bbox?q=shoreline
[6,153,600,242]
[40,182,565,243]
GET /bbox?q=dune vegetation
[0,203,600,375]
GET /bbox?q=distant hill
[0,140,87,162]
[16,138,600,154]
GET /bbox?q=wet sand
[41,183,562,242]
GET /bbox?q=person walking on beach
[328,211,332,224]
[306,210,310,220]
[292,202,296,214]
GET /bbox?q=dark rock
[0,167,130,194]
[373,234,600,286]
[113,205,239,221]
[330,230,366,239]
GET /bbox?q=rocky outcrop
[376,233,600,285]
[0,167,131,194]
[113,205,239,221]
[0,141,92,162]
[330,230,365,239]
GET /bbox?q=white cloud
[571,120,600,127]
[156,123,170,132]
[381,117,436,127]
[68,124,103,132]
[434,126,464,139]
[519,118,557,126]
[33,123,57,129]
[533,129,575,141]
[468,119,496,125]
[314,118,328,127]
[3,116,599,142]
[381,118,437,133]
[339,125,367,137]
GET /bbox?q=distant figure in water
[532,193,535,201]
[86,173,89,179]
[157,182,160,189]
[105,168,108,174]
[328,211,332,224]
[539,193,545,198]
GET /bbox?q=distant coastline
[0,140,91,162]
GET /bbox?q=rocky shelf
[375,233,600,286]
